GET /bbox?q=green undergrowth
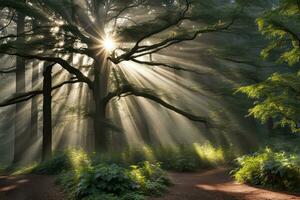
[94,143,237,172]
[6,143,238,199]
[232,147,300,192]
[30,149,171,200]
[7,143,238,176]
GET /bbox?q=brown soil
[150,168,300,200]
[1,168,299,200]
[0,174,65,200]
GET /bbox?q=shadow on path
[0,174,65,200]
[150,168,300,200]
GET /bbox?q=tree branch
[0,11,15,32]
[104,84,209,125]
[0,79,81,107]
[111,16,236,63]
[0,66,15,74]
[0,52,94,89]
[130,58,208,75]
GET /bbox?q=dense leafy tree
[238,0,300,132]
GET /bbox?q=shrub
[32,149,90,175]
[57,161,170,200]
[233,148,300,191]
[92,143,236,172]
[120,193,146,200]
[155,143,234,171]
[130,161,170,196]
[76,164,137,198]
[162,153,199,172]
[82,193,116,200]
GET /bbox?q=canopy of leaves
[238,0,300,132]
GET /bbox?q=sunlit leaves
[238,0,300,133]
[239,72,300,132]
[256,1,300,65]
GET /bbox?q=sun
[102,36,116,52]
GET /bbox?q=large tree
[0,0,238,160]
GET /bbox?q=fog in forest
[0,0,298,166]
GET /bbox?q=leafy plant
[130,161,170,196]
[32,149,91,175]
[57,160,170,200]
[76,164,137,198]
[233,148,300,191]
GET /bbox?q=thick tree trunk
[13,11,26,164]
[42,65,52,161]
[93,55,110,152]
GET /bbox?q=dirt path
[150,168,300,200]
[1,168,299,200]
[0,174,65,200]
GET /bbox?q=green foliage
[238,0,300,133]
[238,72,300,132]
[233,148,300,191]
[93,143,236,172]
[75,164,137,198]
[257,0,300,66]
[156,143,235,171]
[82,193,117,200]
[55,157,170,200]
[129,161,170,196]
[10,163,38,176]
[32,149,91,175]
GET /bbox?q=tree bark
[13,11,26,164]
[42,65,52,161]
[31,60,39,140]
[93,54,110,152]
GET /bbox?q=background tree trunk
[42,64,52,161]
[13,11,26,164]
[31,61,39,141]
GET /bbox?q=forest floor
[0,168,300,200]
[0,174,65,200]
[150,168,300,200]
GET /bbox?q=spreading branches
[0,79,81,107]
[103,84,209,126]
[130,58,208,75]
[0,25,51,41]
[0,52,93,89]
[107,0,147,23]
[0,11,15,32]
[111,15,236,65]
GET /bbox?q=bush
[32,149,91,175]
[155,143,234,171]
[233,148,300,191]
[76,164,137,198]
[91,143,236,172]
[130,161,170,196]
[57,161,170,200]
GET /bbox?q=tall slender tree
[13,9,26,164]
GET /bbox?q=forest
[0,0,300,200]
